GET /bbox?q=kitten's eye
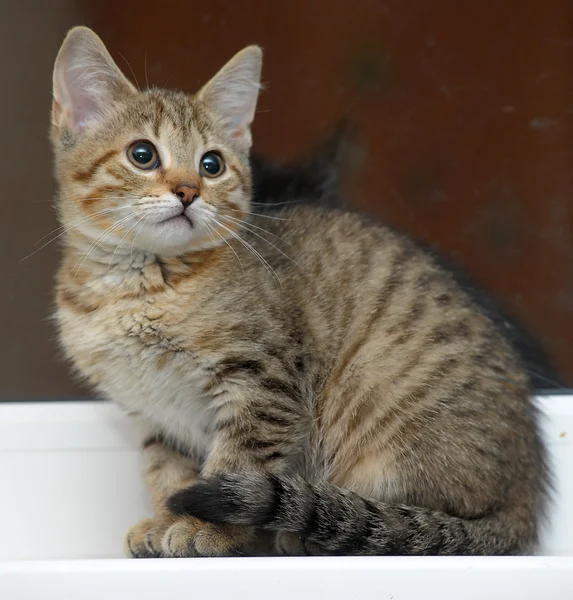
[200,152,225,178]
[127,141,160,170]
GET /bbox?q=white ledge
[0,395,572,599]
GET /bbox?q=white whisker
[213,219,281,288]
[218,214,301,270]
[144,50,150,89]
[108,213,147,268]
[129,213,150,264]
[224,207,289,220]
[34,205,130,247]
[219,211,291,245]
[118,51,141,91]
[21,207,131,262]
[206,222,244,272]
[250,200,300,208]
[71,215,133,276]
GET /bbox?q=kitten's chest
[58,293,214,454]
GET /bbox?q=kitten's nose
[174,184,199,207]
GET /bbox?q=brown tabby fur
[51,27,549,557]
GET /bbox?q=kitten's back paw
[275,531,329,556]
[161,517,247,557]
[275,531,308,556]
[125,517,170,558]
[193,523,246,557]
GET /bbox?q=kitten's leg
[157,437,276,558]
[126,437,273,558]
[125,437,200,558]
[160,383,307,557]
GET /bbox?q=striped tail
[167,473,534,556]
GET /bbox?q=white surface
[0,402,150,560]
[3,556,573,600]
[0,396,572,598]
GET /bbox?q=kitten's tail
[167,473,535,556]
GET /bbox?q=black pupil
[202,153,221,174]
[132,144,154,165]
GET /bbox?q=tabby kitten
[51,27,549,557]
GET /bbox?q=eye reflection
[127,141,160,170]
[200,152,225,178]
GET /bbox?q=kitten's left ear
[52,26,137,137]
[197,46,262,149]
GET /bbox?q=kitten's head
[51,26,262,257]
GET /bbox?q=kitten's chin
[134,218,222,256]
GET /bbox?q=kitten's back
[174,205,549,555]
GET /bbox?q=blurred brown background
[1,0,571,398]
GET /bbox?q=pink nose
[174,184,199,207]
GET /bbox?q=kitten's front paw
[125,517,170,558]
[126,516,250,558]
[162,517,246,557]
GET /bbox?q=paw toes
[193,524,241,557]
[160,518,246,557]
[161,517,201,557]
[142,528,162,557]
[125,518,163,558]
[129,516,250,558]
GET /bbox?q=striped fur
[51,28,549,558]
[169,472,536,556]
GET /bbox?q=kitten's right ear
[52,26,136,137]
[198,46,262,149]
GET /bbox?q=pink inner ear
[53,32,136,135]
[69,90,105,132]
[231,127,246,139]
[53,63,107,134]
